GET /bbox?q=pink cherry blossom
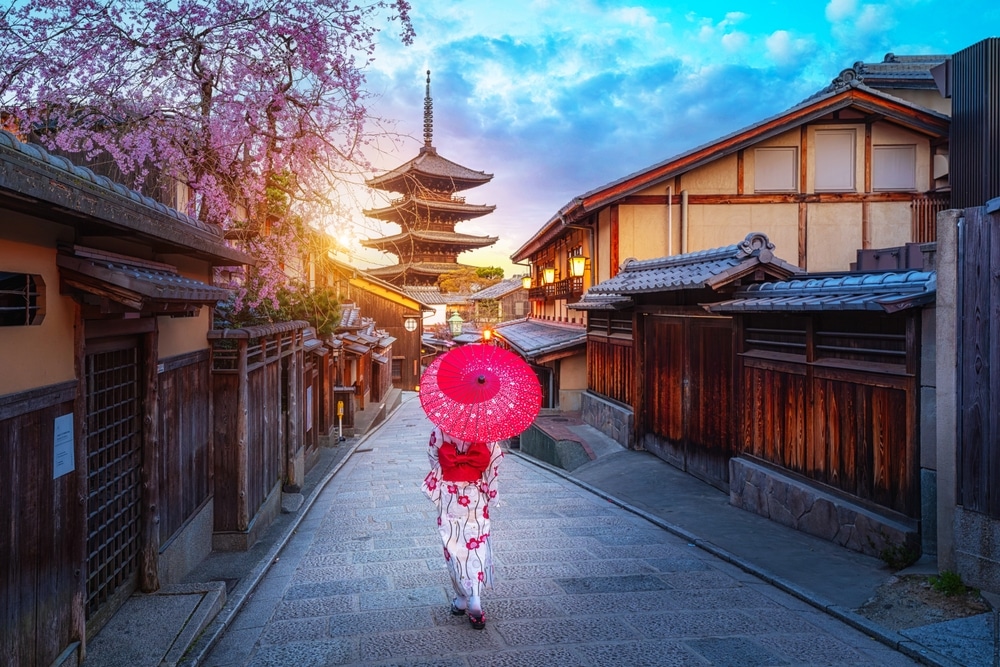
[2,0,414,311]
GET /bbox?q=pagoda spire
[423,70,434,150]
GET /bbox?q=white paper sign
[306,386,313,431]
[53,413,75,479]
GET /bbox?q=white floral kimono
[421,426,503,599]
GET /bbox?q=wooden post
[236,338,249,532]
[139,328,160,592]
[71,305,87,663]
[285,331,301,488]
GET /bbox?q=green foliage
[278,282,341,337]
[437,266,504,293]
[929,570,972,596]
[216,281,340,337]
[870,533,920,570]
[475,266,504,280]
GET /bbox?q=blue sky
[339,0,997,277]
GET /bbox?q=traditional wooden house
[707,253,936,558]
[322,256,433,392]
[469,276,530,326]
[571,233,801,483]
[0,129,250,664]
[511,53,951,422]
[490,317,588,410]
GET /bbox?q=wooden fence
[0,382,81,667]
[208,321,306,544]
[958,206,1000,517]
[157,350,212,543]
[736,313,920,517]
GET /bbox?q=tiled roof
[567,293,633,311]
[492,318,587,362]
[401,286,472,306]
[587,232,801,296]
[338,304,363,329]
[709,270,936,314]
[363,196,496,220]
[0,130,249,266]
[452,332,484,344]
[469,278,524,300]
[366,147,493,192]
[819,53,947,94]
[56,247,231,311]
[360,229,498,249]
[365,262,484,281]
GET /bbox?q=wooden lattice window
[0,271,45,326]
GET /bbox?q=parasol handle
[477,375,486,384]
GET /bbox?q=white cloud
[610,6,658,28]
[765,30,812,66]
[826,0,857,22]
[721,31,750,52]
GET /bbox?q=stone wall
[955,507,1000,593]
[581,391,634,449]
[730,457,919,560]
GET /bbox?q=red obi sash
[439,440,491,482]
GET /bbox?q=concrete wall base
[519,425,593,472]
[158,498,214,586]
[580,392,634,449]
[212,483,281,552]
[730,457,919,560]
[955,506,1000,594]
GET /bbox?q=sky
[335,0,997,278]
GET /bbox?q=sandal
[450,599,467,616]
[467,611,486,629]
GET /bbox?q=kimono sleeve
[482,440,504,508]
[421,427,443,506]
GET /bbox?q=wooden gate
[958,206,1000,517]
[84,336,143,632]
[640,314,735,490]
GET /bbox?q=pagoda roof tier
[363,195,496,224]
[363,261,481,286]
[359,229,498,252]
[366,147,493,194]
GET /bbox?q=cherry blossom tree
[0,0,413,314]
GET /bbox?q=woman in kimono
[422,425,504,629]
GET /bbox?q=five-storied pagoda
[361,71,498,287]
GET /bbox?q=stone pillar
[934,208,962,571]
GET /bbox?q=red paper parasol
[419,344,542,442]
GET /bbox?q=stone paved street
[201,394,921,667]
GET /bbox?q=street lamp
[521,275,532,289]
[448,312,463,337]
[542,267,555,284]
[569,255,587,277]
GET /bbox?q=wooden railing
[911,193,949,243]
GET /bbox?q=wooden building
[469,276,530,326]
[0,129,250,664]
[511,52,951,421]
[571,233,801,483]
[709,258,936,558]
[323,257,433,392]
